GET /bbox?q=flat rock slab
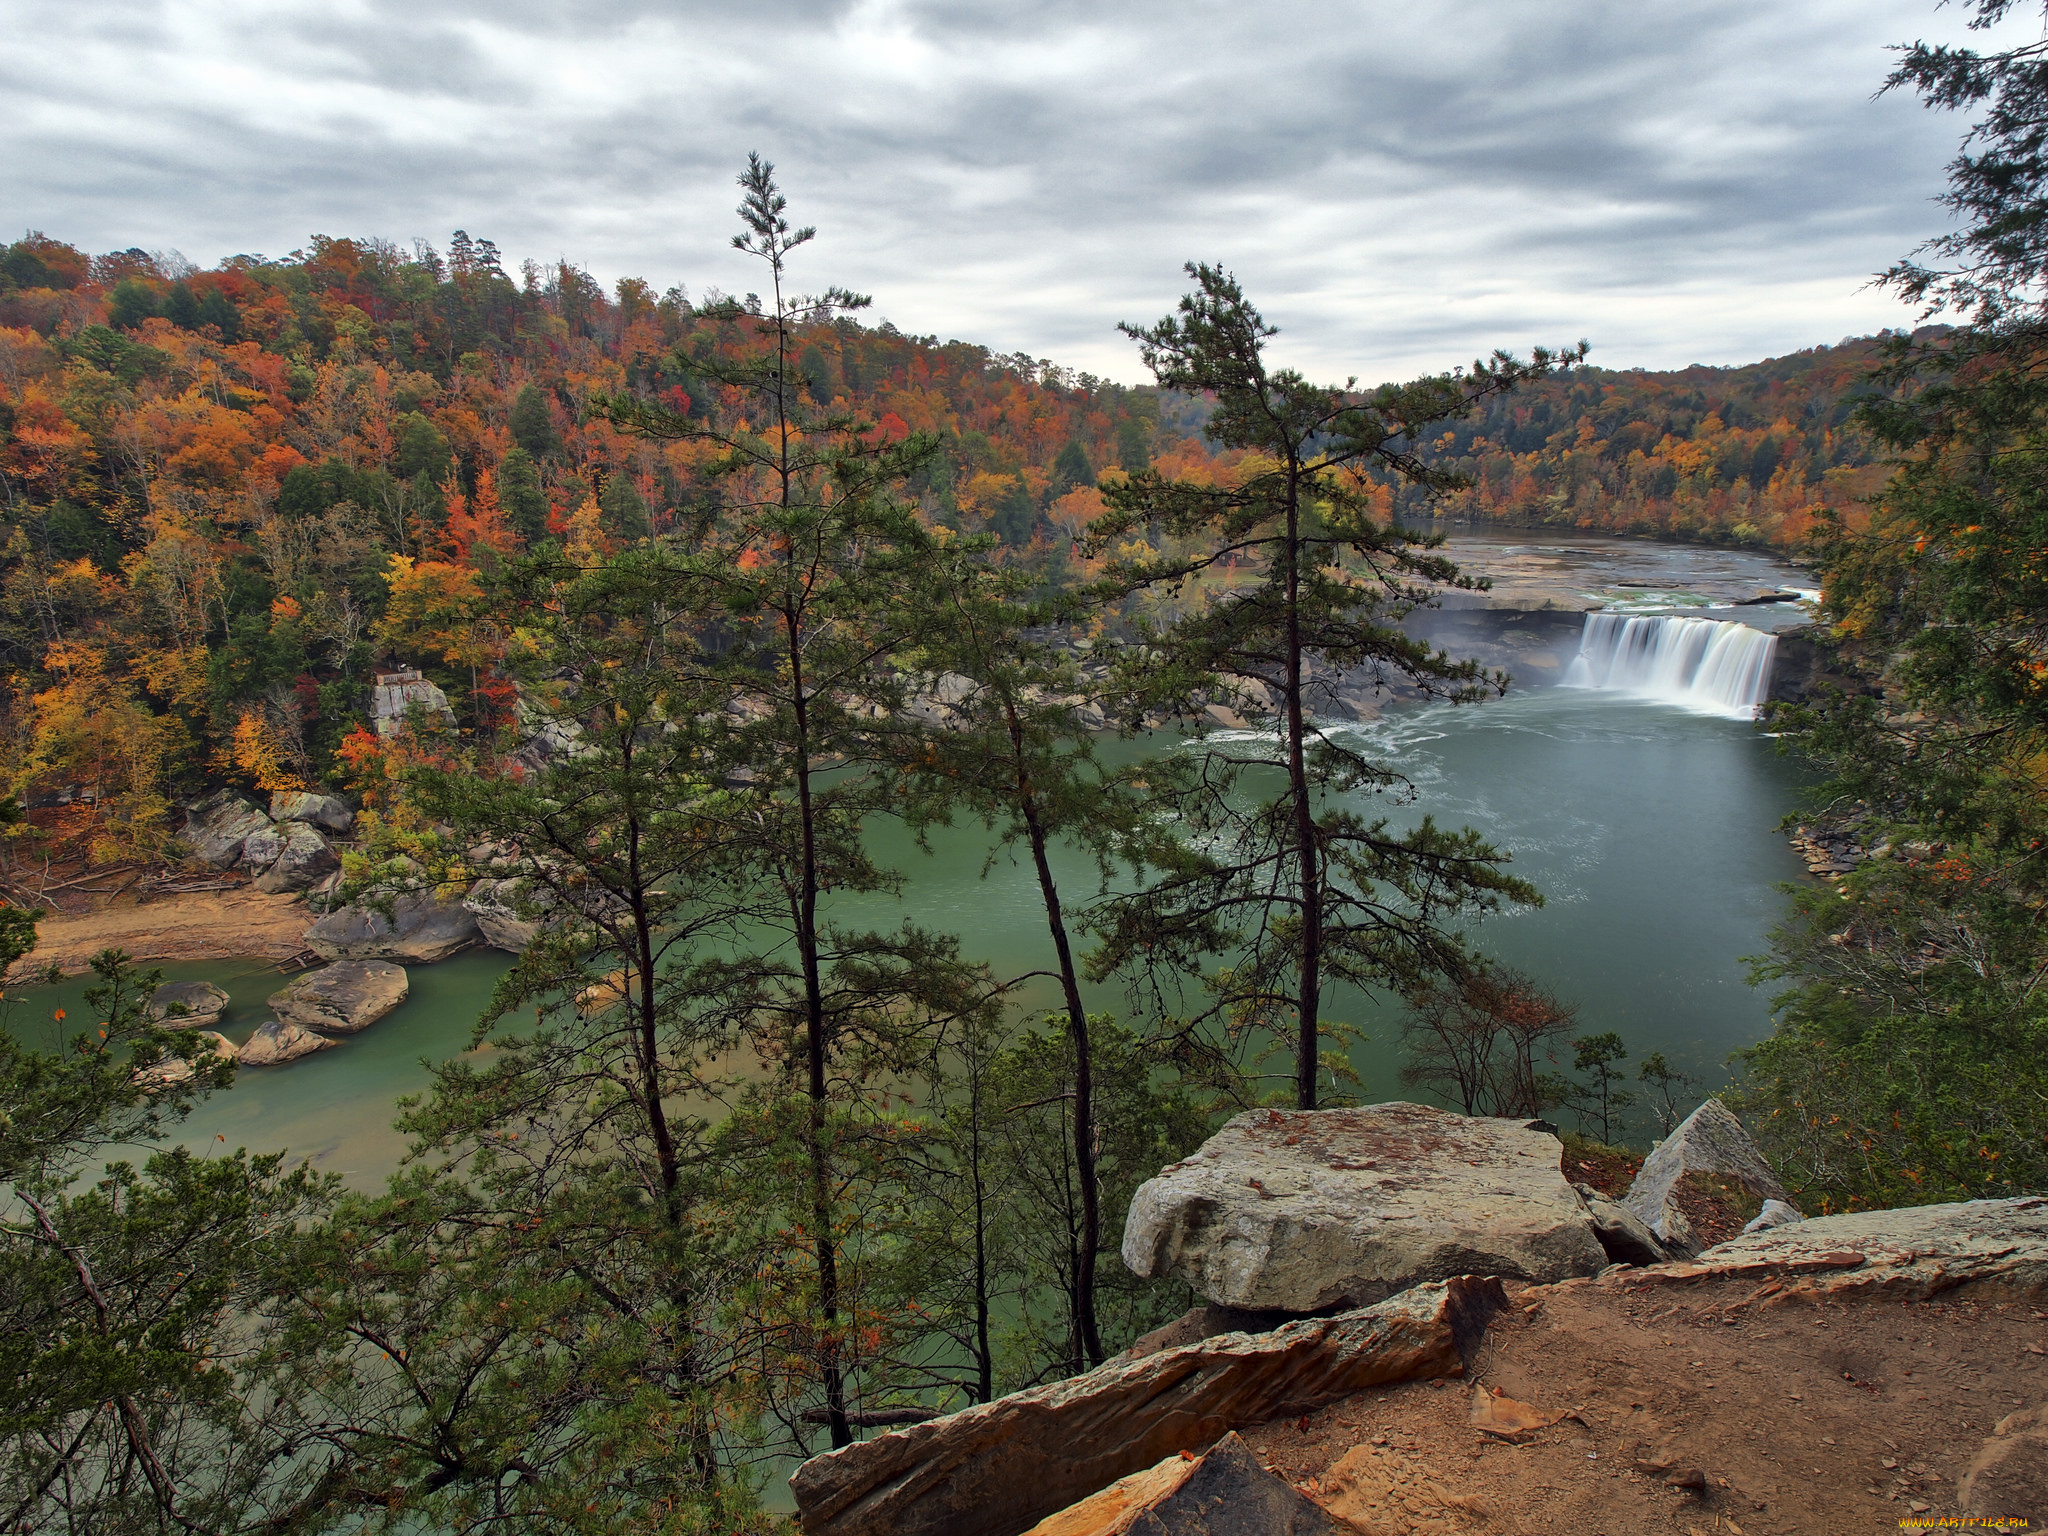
[148,979,229,1028]
[268,960,408,1034]
[1122,1103,1607,1311]
[305,888,480,964]
[239,1019,339,1067]
[1022,1433,1344,1536]
[1620,1098,1789,1257]
[1640,1195,2048,1301]
[789,1276,1505,1536]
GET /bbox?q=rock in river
[305,887,481,964]
[268,960,408,1034]
[1121,1102,1608,1312]
[239,1019,339,1067]
[147,979,229,1029]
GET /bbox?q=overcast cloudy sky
[0,0,2011,383]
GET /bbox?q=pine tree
[1089,264,1578,1109]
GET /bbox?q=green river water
[12,681,1807,1188]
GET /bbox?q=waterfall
[1562,613,1777,717]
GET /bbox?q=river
[12,528,1814,1184]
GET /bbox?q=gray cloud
[0,0,2004,382]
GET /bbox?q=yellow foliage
[376,555,488,666]
[230,709,306,793]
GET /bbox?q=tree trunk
[1282,468,1323,1111]
[1007,703,1103,1366]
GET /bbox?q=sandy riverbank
[20,889,310,977]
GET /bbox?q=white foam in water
[1561,612,1778,718]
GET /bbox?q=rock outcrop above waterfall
[268,960,408,1033]
[305,887,481,963]
[1121,1103,1608,1312]
[789,1277,1505,1536]
[1619,1098,1792,1257]
[148,979,230,1028]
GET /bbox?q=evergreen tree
[2,945,336,1535]
[903,544,1170,1368]
[1739,0,2048,1209]
[600,472,652,542]
[498,446,550,544]
[599,155,986,1450]
[1088,265,1577,1109]
[510,383,561,458]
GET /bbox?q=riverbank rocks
[1021,1433,1345,1536]
[305,887,481,963]
[238,1018,338,1066]
[1121,1103,1608,1312]
[464,876,558,952]
[268,960,408,1033]
[182,791,273,868]
[243,820,341,893]
[1620,1099,1791,1257]
[789,1276,1505,1536]
[148,979,229,1028]
[269,789,354,833]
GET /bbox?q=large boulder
[1620,1098,1792,1257]
[305,887,481,964]
[269,789,355,834]
[268,960,408,1034]
[243,820,341,894]
[1121,1103,1608,1312]
[147,979,229,1029]
[181,791,273,869]
[1021,1433,1345,1536]
[788,1276,1505,1536]
[238,1019,339,1067]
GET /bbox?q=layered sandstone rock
[1674,1195,2048,1299]
[1122,1102,1607,1311]
[788,1276,1505,1536]
[1019,1433,1344,1536]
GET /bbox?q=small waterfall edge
[1561,612,1777,719]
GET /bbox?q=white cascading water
[1561,612,1778,718]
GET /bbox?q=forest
[0,222,1910,858]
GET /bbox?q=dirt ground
[1242,1276,2048,1534]
[20,888,311,976]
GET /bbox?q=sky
[0,0,2018,384]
